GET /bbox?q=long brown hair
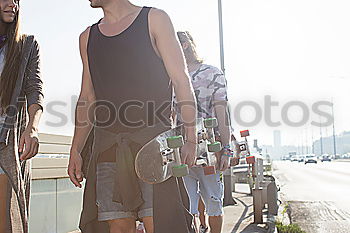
[0,6,24,113]
[177,31,203,65]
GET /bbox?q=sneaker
[136,222,145,233]
[199,225,208,233]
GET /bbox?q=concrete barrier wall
[29,178,84,233]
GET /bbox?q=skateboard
[135,118,222,184]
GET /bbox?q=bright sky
[20,0,350,146]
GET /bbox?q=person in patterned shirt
[176,31,235,233]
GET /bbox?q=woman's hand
[19,127,39,161]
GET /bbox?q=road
[274,160,350,233]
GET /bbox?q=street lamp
[218,0,225,74]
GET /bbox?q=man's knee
[108,218,135,233]
[142,216,154,233]
[206,196,224,216]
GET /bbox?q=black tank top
[88,7,172,161]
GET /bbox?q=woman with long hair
[0,0,44,232]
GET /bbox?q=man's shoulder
[80,26,92,39]
[148,7,174,36]
[149,7,170,20]
[200,64,223,74]
[207,65,223,74]
[79,26,92,49]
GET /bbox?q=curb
[267,214,278,233]
[333,159,350,162]
[273,200,293,233]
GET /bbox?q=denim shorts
[96,162,153,221]
[183,167,224,216]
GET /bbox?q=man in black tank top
[68,1,198,233]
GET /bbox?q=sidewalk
[222,184,270,233]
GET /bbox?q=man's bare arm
[214,100,232,170]
[214,101,231,147]
[149,9,197,165]
[68,27,96,187]
[149,9,197,140]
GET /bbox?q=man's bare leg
[0,174,8,233]
[108,218,136,233]
[208,215,223,233]
[198,198,207,229]
[142,216,154,233]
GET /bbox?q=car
[305,155,317,164]
[291,156,298,162]
[321,155,332,162]
[298,156,305,163]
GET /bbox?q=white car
[305,155,317,164]
[298,155,305,163]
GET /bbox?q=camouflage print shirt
[175,64,228,121]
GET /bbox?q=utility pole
[218,0,225,74]
[301,132,304,154]
[305,128,309,154]
[217,0,237,206]
[311,128,315,154]
[297,144,299,155]
[332,100,337,157]
[319,116,324,155]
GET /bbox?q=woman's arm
[19,38,44,161]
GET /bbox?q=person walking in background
[177,31,235,233]
[0,0,44,232]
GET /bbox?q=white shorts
[183,167,224,216]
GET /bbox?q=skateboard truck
[166,136,189,177]
[239,130,256,179]
[203,118,222,175]
[160,148,174,165]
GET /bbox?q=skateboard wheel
[172,164,189,177]
[208,141,222,152]
[204,118,218,128]
[203,166,216,175]
[166,136,184,148]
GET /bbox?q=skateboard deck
[135,118,221,184]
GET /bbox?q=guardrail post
[261,181,269,207]
[223,167,237,206]
[255,158,264,188]
[267,180,279,215]
[232,173,236,192]
[253,187,263,224]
